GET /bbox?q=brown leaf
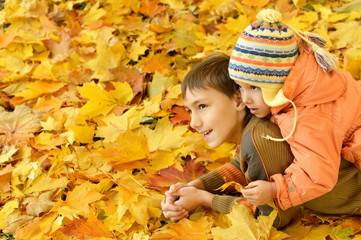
[146,159,206,192]
[57,212,113,239]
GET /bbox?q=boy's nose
[190,113,202,130]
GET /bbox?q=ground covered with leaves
[0,0,361,239]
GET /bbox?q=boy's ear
[234,89,246,110]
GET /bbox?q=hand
[165,182,188,197]
[240,180,277,206]
[161,195,189,222]
[173,186,213,212]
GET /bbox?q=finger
[163,196,185,210]
[166,183,187,196]
[169,211,189,222]
[163,209,188,220]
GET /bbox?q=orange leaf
[142,53,173,76]
[139,0,168,18]
[0,165,14,193]
[170,106,191,125]
[58,212,113,239]
[146,159,206,192]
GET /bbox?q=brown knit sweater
[198,116,293,214]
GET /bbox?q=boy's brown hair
[181,52,238,99]
[181,52,252,125]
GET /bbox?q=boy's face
[183,87,245,148]
[237,82,271,118]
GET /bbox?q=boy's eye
[251,86,259,90]
[199,104,206,110]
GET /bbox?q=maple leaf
[23,190,55,216]
[146,159,206,192]
[95,107,145,142]
[142,116,188,152]
[0,105,42,146]
[329,21,361,49]
[0,164,14,193]
[139,0,168,18]
[170,105,191,125]
[43,29,72,63]
[57,212,113,239]
[65,182,104,217]
[141,53,173,76]
[211,204,259,240]
[111,67,145,98]
[147,72,178,99]
[78,81,133,118]
[152,216,213,239]
[12,81,65,103]
[97,130,150,166]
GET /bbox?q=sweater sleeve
[198,159,247,193]
[211,195,240,214]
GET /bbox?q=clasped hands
[161,180,277,222]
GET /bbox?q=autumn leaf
[211,204,258,240]
[139,0,168,18]
[0,164,14,193]
[57,212,113,239]
[0,105,42,146]
[146,159,206,192]
[170,105,191,125]
[142,116,188,152]
[152,216,213,239]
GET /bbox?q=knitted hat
[229,9,338,141]
[229,9,338,108]
[229,9,298,107]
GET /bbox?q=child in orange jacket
[229,9,361,211]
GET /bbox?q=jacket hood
[271,44,346,113]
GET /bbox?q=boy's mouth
[200,129,212,137]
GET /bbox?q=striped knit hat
[229,9,299,107]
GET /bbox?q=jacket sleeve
[271,110,344,210]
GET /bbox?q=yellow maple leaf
[148,72,178,99]
[78,82,123,118]
[82,2,107,25]
[211,204,258,240]
[0,105,42,146]
[72,124,95,144]
[23,173,69,194]
[142,117,188,152]
[95,107,145,142]
[225,15,251,33]
[13,80,64,103]
[98,130,149,166]
[329,21,361,49]
[153,216,213,239]
[65,182,104,217]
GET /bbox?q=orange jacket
[270,45,361,210]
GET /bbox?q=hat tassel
[287,25,339,73]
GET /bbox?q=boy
[162,52,294,228]
[229,9,361,215]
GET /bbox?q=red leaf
[170,106,191,125]
[146,159,206,192]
